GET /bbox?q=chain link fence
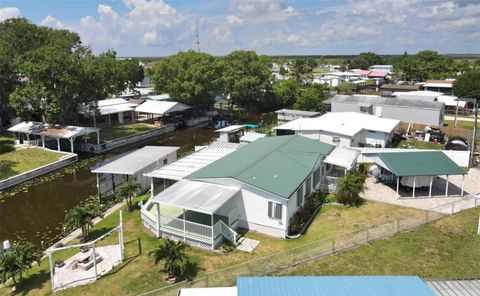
[137,197,477,296]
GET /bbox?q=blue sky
[1,0,479,57]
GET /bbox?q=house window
[313,167,320,185]
[163,158,168,165]
[296,186,304,207]
[268,201,282,220]
[306,176,312,196]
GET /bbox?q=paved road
[445,116,476,122]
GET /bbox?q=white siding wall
[295,130,352,147]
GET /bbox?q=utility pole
[195,20,201,52]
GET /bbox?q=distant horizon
[1,0,479,57]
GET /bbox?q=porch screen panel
[306,175,312,196]
[313,167,320,186]
[296,186,304,207]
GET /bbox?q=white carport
[91,146,179,196]
[135,100,191,118]
[240,132,266,144]
[8,121,99,153]
[80,99,138,127]
[145,142,243,189]
[324,147,360,172]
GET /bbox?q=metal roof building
[135,100,191,115]
[367,151,465,198]
[8,121,99,153]
[92,146,179,195]
[145,142,244,181]
[236,276,437,296]
[187,135,334,199]
[331,94,445,126]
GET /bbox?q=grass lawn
[395,139,444,150]
[280,207,480,279]
[444,120,480,131]
[0,147,63,180]
[100,123,156,143]
[0,198,423,296]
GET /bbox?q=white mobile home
[331,95,445,126]
[140,136,341,249]
[275,112,399,148]
[275,109,321,124]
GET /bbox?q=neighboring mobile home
[331,95,445,126]
[275,112,399,148]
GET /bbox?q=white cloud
[41,15,65,29]
[78,0,186,50]
[0,7,20,22]
[226,15,244,25]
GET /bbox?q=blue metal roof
[237,276,437,296]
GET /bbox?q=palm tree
[0,242,41,290]
[64,196,104,239]
[336,172,366,206]
[115,179,140,211]
[149,239,191,281]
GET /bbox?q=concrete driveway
[361,168,480,214]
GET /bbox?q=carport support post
[150,178,154,198]
[48,251,55,291]
[41,135,45,148]
[183,209,186,240]
[412,176,416,198]
[445,175,449,197]
[96,173,100,197]
[461,174,465,196]
[156,202,161,238]
[211,214,214,248]
[396,176,400,199]
[69,138,74,153]
[56,138,60,151]
[429,176,433,197]
[96,131,100,145]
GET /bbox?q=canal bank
[0,126,216,247]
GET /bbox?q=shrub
[336,172,367,206]
[0,137,14,153]
[288,190,326,235]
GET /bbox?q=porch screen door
[228,208,237,226]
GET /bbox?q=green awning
[377,151,465,177]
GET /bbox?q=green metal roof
[187,135,334,198]
[377,151,465,177]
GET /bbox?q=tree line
[0,18,143,125]
[149,50,328,114]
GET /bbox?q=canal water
[0,127,216,247]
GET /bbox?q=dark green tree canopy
[350,52,383,70]
[453,70,480,100]
[1,18,143,124]
[273,78,301,108]
[221,50,273,113]
[293,85,327,113]
[151,50,222,109]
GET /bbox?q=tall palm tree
[115,179,140,211]
[336,173,366,206]
[64,196,103,238]
[149,239,191,281]
[0,242,41,290]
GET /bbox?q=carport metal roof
[92,146,179,175]
[152,180,240,214]
[377,151,465,176]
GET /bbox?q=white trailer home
[140,136,339,249]
[274,112,399,148]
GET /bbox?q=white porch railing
[159,215,213,239]
[141,209,157,232]
[214,220,238,242]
